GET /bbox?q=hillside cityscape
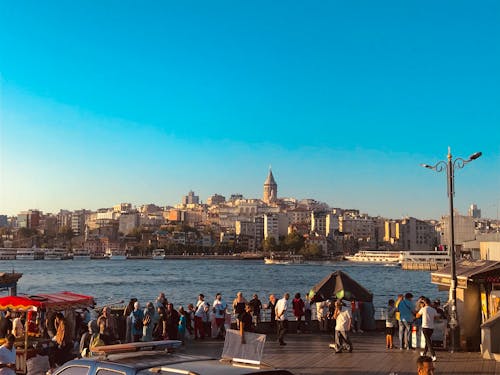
[1,169,498,259]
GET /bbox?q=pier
[187,331,500,375]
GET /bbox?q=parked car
[51,341,293,375]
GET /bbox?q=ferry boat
[72,248,91,260]
[44,248,70,260]
[264,253,304,265]
[399,250,450,270]
[344,250,401,264]
[152,249,166,260]
[108,249,127,260]
[16,248,45,260]
[0,248,18,260]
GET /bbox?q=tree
[263,237,278,253]
[282,231,305,253]
[299,243,322,259]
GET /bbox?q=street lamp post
[421,147,481,352]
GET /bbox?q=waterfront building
[264,213,289,243]
[339,214,376,244]
[207,194,226,206]
[113,203,132,213]
[182,190,199,205]
[263,168,278,204]
[286,207,311,225]
[17,209,41,229]
[0,215,7,227]
[439,211,475,250]
[480,241,500,261]
[305,234,329,255]
[468,203,482,219]
[57,209,72,229]
[311,211,340,237]
[71,209,88,236]
[384,217,437,251]
[119,212,140,235]
[139,204,162,214]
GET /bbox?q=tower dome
[263,168,278,204]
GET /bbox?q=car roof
[63,352,292,375]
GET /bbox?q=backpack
[143,313,151,326]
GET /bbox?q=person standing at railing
[275,293,290,346]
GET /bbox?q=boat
[0,248,18,260]
[399,250,450,270]
[264,253,304,265]
[108,249,127,260]
[344,250,401,264]
[152,249,166,260]
[44,248,70,260]
[72,248,91,260]
[16,248,44,260]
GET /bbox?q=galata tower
[263,168,278,204]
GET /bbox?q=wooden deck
[187,331,500,375]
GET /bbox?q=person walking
[275,293,289,346]
[330,300,353,353]
[416,298,438,362]
[213,293,227,339]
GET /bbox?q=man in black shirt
[240,304,254,344]
[0,311,13,338]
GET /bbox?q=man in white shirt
[416,297,438,361]
[194,294,208,339]
[0,334,16,375]
[275,293,289,346]
[330,300,353,353]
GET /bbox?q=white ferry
[44,248,70,260]
[264,253,304,265]
[16,248,45,260]
[108,249,127,260]
[152,249,166,260]
[72,248,91,260]
[399,250,450,270]
[344,250,401,264]
[0,248,18,260]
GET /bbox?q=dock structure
[187,332,500,375]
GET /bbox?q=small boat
[108,249,127,260]
[16,248,44,260]
[152,249,166,260]
[264,253,304,265]
[72,248,91,260]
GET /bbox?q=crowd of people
[0,290,445,374]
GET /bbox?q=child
[386,299,397,349]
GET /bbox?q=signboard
[431,274,468,289]
[222,329,266,365]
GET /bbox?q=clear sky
[1,1,499,219]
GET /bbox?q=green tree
[282,231,305,253]
[299,243,322,259]
[263,237,278,253]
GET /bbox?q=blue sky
[1,1,499,219]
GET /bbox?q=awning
[309,270,373,302]
[431,259,500,289]
[0,291,95,311]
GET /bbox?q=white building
[264,213,289,243]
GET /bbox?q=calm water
[3,259,446,310]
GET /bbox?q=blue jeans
[398,321,412,349]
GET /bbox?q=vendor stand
[0,291,95,374]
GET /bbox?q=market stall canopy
[0,291,95,312]
[309,270,373,302]
[432,259,500,289]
